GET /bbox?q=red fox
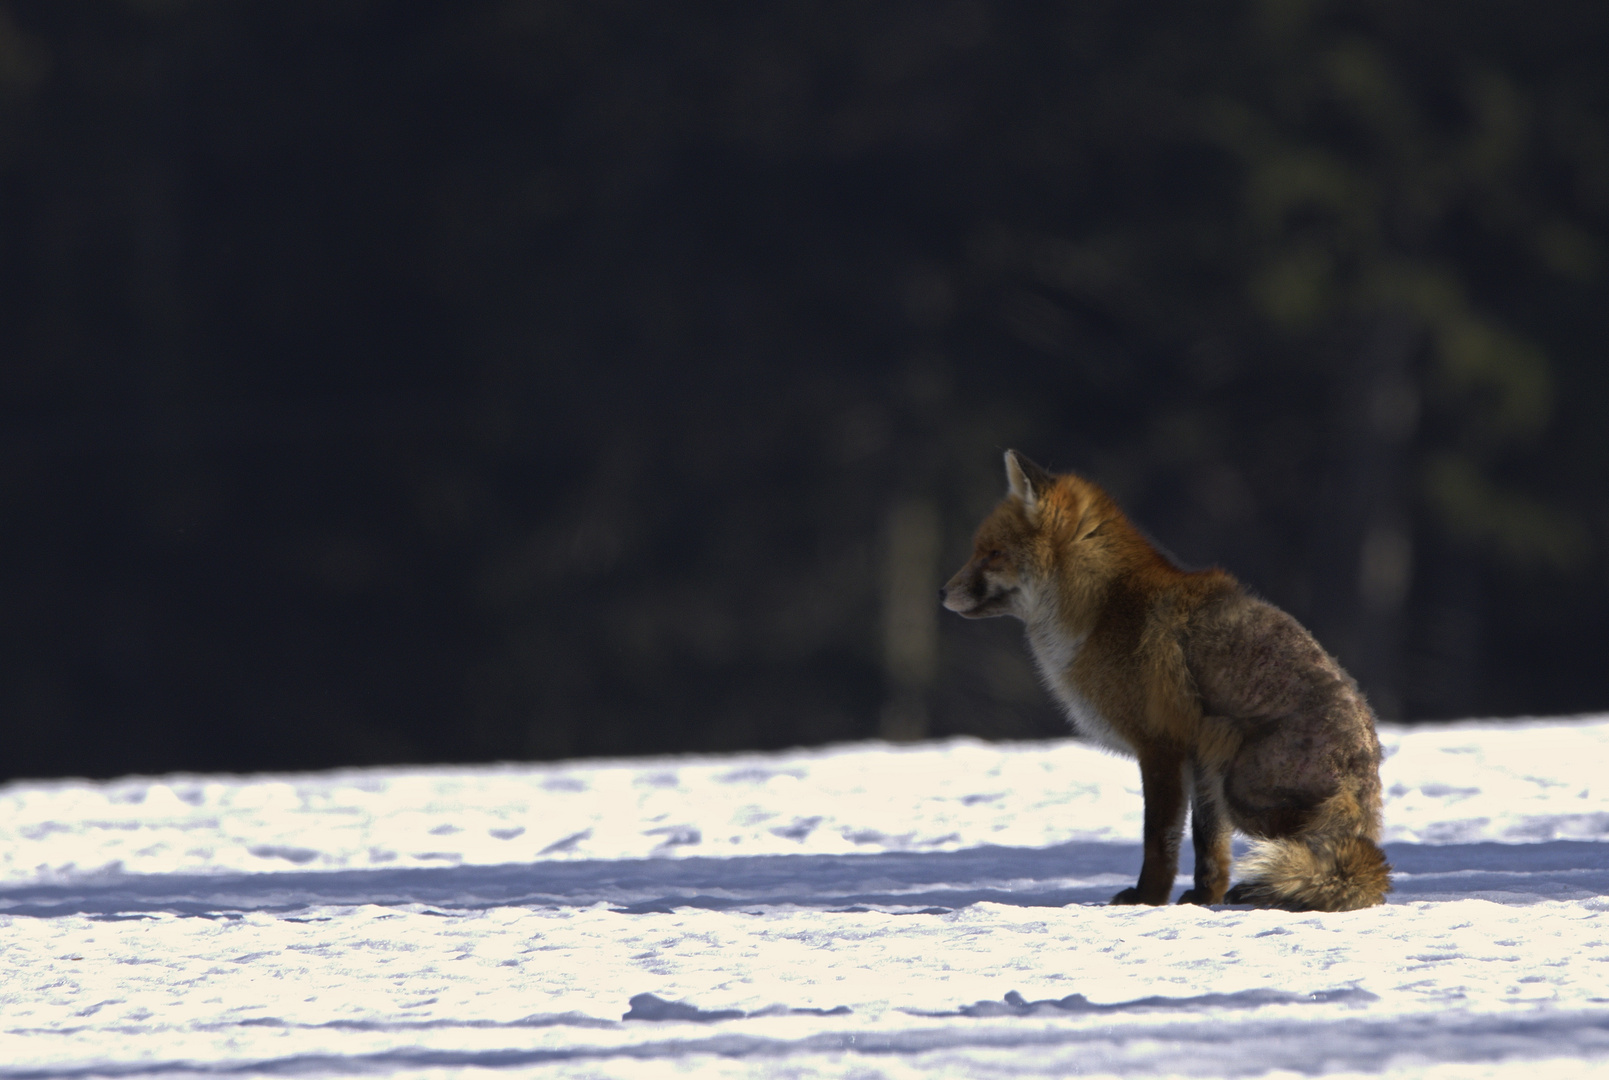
[941,451,1390,911]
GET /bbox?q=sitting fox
[941,451,1390,911]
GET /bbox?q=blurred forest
[1,0,1607,780]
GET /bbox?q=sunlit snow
[2,718,1607,1078]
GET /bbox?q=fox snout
[940,559,1015,619]
[938,564,977,615]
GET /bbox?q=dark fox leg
[1178,767,1231,905]
[1112,750,1187,906]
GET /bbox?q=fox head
[940,450,1127,623]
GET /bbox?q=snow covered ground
[1,717,1607,1078]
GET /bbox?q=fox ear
[1004,449,1053,509]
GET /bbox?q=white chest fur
[1024,621,1131,755]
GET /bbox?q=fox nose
[937,585,948,603]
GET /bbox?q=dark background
[2,0,1606,781]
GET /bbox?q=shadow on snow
[0,840,1603,919]
[3,1007,1609,1079]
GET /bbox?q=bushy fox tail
[1226,835,1392,912]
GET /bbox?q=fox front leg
[1112,751,1188,905]
[1177,766,1231,905]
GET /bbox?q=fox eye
[986,549,1003,560]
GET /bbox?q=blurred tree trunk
[1309,317,1421,719]
[880,496,940,741]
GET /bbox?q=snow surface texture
[1,718,1608,1079]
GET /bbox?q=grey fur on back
[1184,589,1384,841]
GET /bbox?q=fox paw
[1110,886,1168,906]
[1176,888,1225,906]
[1224,880,1292,908]
[1224,881,1267,905]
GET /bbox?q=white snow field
[1,718,1608,1079]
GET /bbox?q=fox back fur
[941,451,1390,912]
